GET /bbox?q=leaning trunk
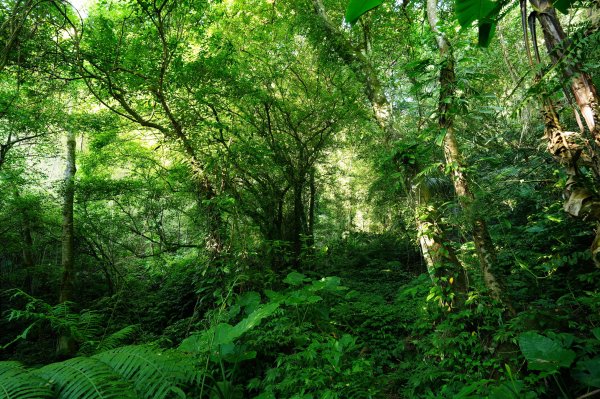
[542,101,600,262]
[57,130,77,356]
[533,3,600,140]
[528,0,600,264]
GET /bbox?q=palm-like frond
[75,311,103,343]
[96,325,139,353]
[0,361,53,399]
[35,357,138,399]
[1,346,198,399]
[93,345,197,399]
[80,325,140,355]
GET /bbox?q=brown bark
[526,0,600,265]
[427,0,504,300]
[292,178,306,263]
[542,102,600,264]
[57,129,77,356]
[80,2,224,259]
[532,1,600,169]
[312,0,468,303]
[415,180,469,307]
[308,167,316,246]
[13,190,35,292]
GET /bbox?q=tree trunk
[14,190,35,293]
[57,129,77,356]
[311,0,468,303]
[427,0,504,300]
[198,175,223,257]
[414,178,469,307]
[292,178,306,265]
[308,167,316,246]
[532,2,600,140]
[542,101,600,262]
[528,0,600,265]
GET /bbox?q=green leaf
[345,0,384,25]
[478,22,496,47]
[180,303,279,353]
[518,332,576,372]
[434,128,447,147]
[574,357,600,388]
[238,291,261,315]
[93,345,196,399]
[36,357,138,399]
[284,272,309,286]
[308,276,344,292]
[489,380,531,399]
[0,361,53,399]
[553,0,577,14]
[455,0,496,27]
[229,302,280,339]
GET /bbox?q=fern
[35,357,137,399]
[93,345,197,399]
[4,290,103,349]
[96,326,139,353]
[0,345,199,399]
[0,361,53,399]
[79,325,140,355]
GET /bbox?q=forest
[0,0,599,397]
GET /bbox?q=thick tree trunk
[312,0,468,303]
[532,3,600,140]
[57,129,77,356]
[542,101,600,262]
[527,1,600,264]
[414,180,469,307]
[427,0,504,300]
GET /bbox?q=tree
[206,5,358,264]
[57,126,77,356]
[309,0,468,304]
[79,0,226,256]
[453,0,600,264]
[426,0,503,300]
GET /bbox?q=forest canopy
[1,0,600,397]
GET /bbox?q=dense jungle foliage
[1,0,600,397]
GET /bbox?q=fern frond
[96,325,139,353]
[94,345,197,399]
[75,311,103,342]
[0,361,53,399]
[80,325,140,355]
[35,357,138,399]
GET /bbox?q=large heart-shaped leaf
[519,332,576,372]
[345,0,384,25]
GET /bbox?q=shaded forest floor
[2,232,600,398]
